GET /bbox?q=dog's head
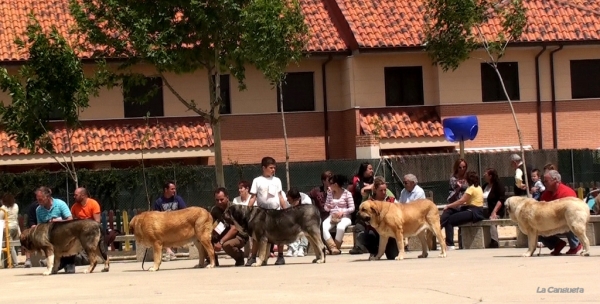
[357,200,382,226]
[223,204,251,232]
[128,216,137,234]
[19,227,34,251]
[505,195,530,219]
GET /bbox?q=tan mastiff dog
[505,196,591,257]
[129,206,216,271]
[357,199,447,260]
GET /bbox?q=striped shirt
[324,189,355,218]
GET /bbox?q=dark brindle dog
[20,219,110,276]
[223,204,326,266]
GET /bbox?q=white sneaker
[285,249,294,257]
[296,248,305,257]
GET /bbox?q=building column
[355,135,380,159]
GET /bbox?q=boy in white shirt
[246,156,288,266]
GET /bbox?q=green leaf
[0,14,111,155]
[424,0,527,71]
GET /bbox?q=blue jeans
[539,232,580,249]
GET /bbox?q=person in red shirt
[538,170,582,255]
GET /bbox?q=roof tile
[359,108,444,139]
[0,0,347,62]
[0,120,213,156]
[335,0,600,48]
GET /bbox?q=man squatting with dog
[210,187,248,266]
[33,186,75,273]
[537,170,583,255]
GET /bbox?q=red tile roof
[0,120,213,156]
[2,0,600,62]
[334,0,600,49]
[359,108,444,139]
[301,0,348,52]
[0,0,347,62]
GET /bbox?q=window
[48,108,63,121]
[480,62,520,102]
[277,72,315,112]
[211,74,231,114]
[123,77,164,118]
[570,59,600,99]
[384,66,425,106]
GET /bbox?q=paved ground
[2,247,598,303]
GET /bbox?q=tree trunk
[279,81,291,191]
[212,48,225,187]
[494,66,530,197]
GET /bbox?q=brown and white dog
[505,196,591,257]
[129,207,216,271]
[357,199,447,260]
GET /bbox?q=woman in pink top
[322,174,355,255]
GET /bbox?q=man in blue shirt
[154,181,187,261]
[399,174,426,203]
[154,181,187,212]
[34,186,75,273]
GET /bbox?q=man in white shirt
[399,174,426,203]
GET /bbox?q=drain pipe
[534,46,547,149]
[549,45,564,149]
[322,54,333,159]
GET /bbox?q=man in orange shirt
[71,187,101,222]
[65,187,111,268]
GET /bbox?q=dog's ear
[370,202,380,217]
[505,197,512,214]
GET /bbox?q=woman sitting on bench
[441,171,485,250]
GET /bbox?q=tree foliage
[0,15,112,186]
[424,0,527,72]
[424,0,530,195]
[68,0,309,187]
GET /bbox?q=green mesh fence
[2,149,599,213]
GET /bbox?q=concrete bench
[459,219,518,249]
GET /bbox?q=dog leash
[141,248,150,270]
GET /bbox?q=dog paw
[368,255,378,261]
[394,256,404,261]
[438,253,447,258]
[580,251,590,257]
[148,267,157,272]
[313,259,324,264]
[251,263,261,267]
[205,264,215,269]
[83,269,89,274]
[42,270,51,276]
[418,254,428,258]
[521,252,533,257]
[101,268,109,273]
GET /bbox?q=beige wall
[82,58,331,119]
[3,45,600,121]
[345,52,440,108]
[551,45,600,101]
[436,48,539,104]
